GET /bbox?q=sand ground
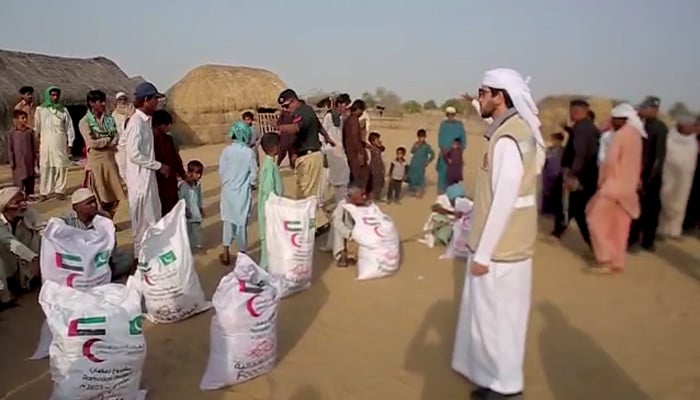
[0,113,699,400]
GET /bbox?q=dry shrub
[165,64,286,145]
[537,95,614,137]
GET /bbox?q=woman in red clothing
[152,110,186,216]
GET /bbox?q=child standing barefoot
[387,146,407,204]
[219,121,257,265]
[368,132,386,201]
[258,133,283,270]
[407,129,435,198]
[179,160,205,251]
[7,109,39,197]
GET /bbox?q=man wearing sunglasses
[453,68,545,400]
[276,89,326,199]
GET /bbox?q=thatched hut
[537,94,674,142]
[0,49,138,161]
[165,64,286,145]
[537,95,616,138]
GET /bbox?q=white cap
[445,106,457,114]
[71,188,95,205]
[115,92,127,100]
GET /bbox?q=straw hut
[537,95,616,138]
[0,49,138,162]
[538,94,674,143]
[165,64,286,145]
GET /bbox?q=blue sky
[1,0,699,110]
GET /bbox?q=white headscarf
[481,68,546,172]
[611,103,647,138]
[0,186,21,211]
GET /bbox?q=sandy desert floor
[0,113,699,400]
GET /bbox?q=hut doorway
[66,104,87,158]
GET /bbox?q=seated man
[322,183,370,267]
[419,183,471,248]
[0,187,43,309]
[60,188,132,280]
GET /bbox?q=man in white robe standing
[124,82,170,263]
[659,113,698,238]
[34,86,75,201]
[452,68,545,400]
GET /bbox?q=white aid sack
[441,197,474,260]
[32,215,116,360]
[136,199,211,323]
[265,193,317,297]
[39,278,147,400]
[200,252,282,390]
[343,203,400,280]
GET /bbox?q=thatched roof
[537,95,675,138]
[165,64,286,145]
[0,49,137,131]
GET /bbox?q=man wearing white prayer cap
[60,188,133,278]
[451,68,541,399]
[0,187,43,308]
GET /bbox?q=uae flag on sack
[55,252,84,272]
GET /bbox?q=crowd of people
[536,96,700,273]
[1,71,699,399]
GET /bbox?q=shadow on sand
[402,256,470,400]
[537,302,653,400]
[654,240,700,283]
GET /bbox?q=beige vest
[467,115,538,262]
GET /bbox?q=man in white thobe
[124,82,169,262]
[452,68,545,400]
[659,114,698,238]
[322,94,351,204]
[34,86,74,200]
[112,91,135,184]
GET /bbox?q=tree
[440,98,465,114]
[303,89,340,108]
[361,91,377,108]
[423,100,438,110]
[668,101,692,118]
[402,100,422,114]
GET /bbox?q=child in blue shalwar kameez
[219,121,257,265]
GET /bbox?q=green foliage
[440,98,465,114]
[402,100,423,114]
[423,100,438,110]
[361,91,377,108]
[668,101,692,118]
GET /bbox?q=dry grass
[0,49,137,131]
[165,64,286,145]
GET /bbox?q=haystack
[0,49,137,162]
[538,95,675,140]
[537,95,616,137]
[165,64,286,145]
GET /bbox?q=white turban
[611,103,647,138]
[0,186,21,211]
[482,68,546,172]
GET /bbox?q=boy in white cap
[61,188,132,278]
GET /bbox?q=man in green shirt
[277,89,335,199]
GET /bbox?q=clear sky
[1,0,699,110]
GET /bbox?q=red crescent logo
[143,273,156,286]
[82,338,105,363]
[66,273,79,287]
[246,294,262,317]
[373,226,386,238]
[290,233,302,248]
